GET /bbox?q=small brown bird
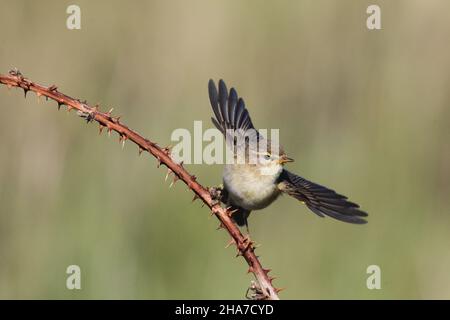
[208,79,368,229]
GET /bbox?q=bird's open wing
[208,79,261,152]
[278,170,368,224]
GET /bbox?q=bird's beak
[278,155,294,164]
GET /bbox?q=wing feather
[208,79,260,151]
[278,170,368,224]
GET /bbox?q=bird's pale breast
[223,163,282,210]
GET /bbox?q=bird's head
[252,143,294,176]
[258,150,294,166]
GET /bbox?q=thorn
[105,123,112,137]
[156,157,162,168]
[119,135,127,149]
[169,175,179,188]
[247,266,255,274]
[67,105,74,112]
[48,85,58,92]
[98,124,105,135]
[275,287,285,293]
[165,169,173,182]
[192,194,199,202]
[112,116,121,124]
[225,239,236,249]
[253,242,261,249]
[269,276,277,283]
[138,146,145,155]
[107,107,114,115]
[263,269,272,275]
[216,222,224,230]
[92,104,99,112]
[23,88,29,98]
[179,161,184,167]
[191,175,197,181]
[162,145,172,155]
[57,101,64,110]
[240,236,255,252]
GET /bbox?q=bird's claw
[208,184,225,205]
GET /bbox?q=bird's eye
[264,153,271,160]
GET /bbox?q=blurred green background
[0,0,449,299]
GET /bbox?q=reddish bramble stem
[0,70,280,300]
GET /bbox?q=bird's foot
[207,184,225,206]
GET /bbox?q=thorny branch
[0,69,281,300]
